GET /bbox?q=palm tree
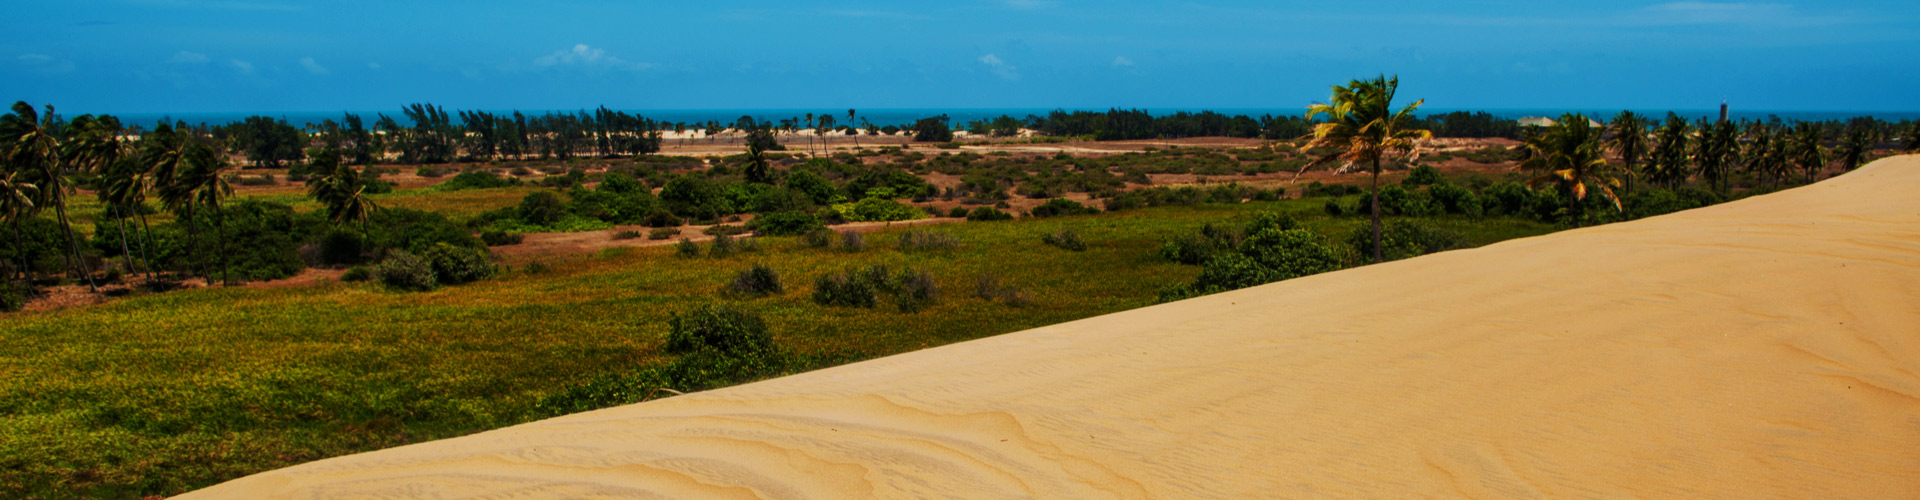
[185,150,234,285]
[0,169,37,284]
[1741,122,1789,187]
[848,109,860,149]
[0,102,96,292]
[1693,119,1739,195]
[1903,121,1919,153]
[155,140,219,281]
[98,157,158,281]
[1606,111,1648,195]
[306,148,379,231]
[68,115,143,278]
[1788,122,1827,183]
[1835,125,1876,172]
[1301,75,1431,264]
[816,114,836,154]
[1518,113,1624,228]
[1647,113,1691,189]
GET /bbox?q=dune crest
[181,156,1920,499]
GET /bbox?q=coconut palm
[848,109,861,149]
[305,148,380,231]
[183,150,235,285]
[0,102,96,291]
[1788,122,1827,183]
[155,140,221,280]
[1904,121,1919,153]
[1646,113,1691,189]
[98,157,160,281]
[1694,119,1740,195]
[1741,122,1790,187]
[1301,75,1431,264]
[1606,111,1648,194]
[0,169,37,283]
[1835,125,1877,172]
[1518,113,1624,228]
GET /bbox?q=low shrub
[643,209,684,228]
[421,243,494,285]
[0,282,30,312]
[416,166,446,178]
[965,206,1014,221]
[1401,165,1445,186]
[675,238,700,257]
[522,261,553,274]
[480,230,524,246]
[947,207,970,218]
[745,211,822,236]
[373,251,437,291]
[1041,228,1087,251]
[812,271,878,308]
[316,228,368,264]
[728,264,783,297]
[1346,220,1467,262]
[973,272,1031,307]
[708,234,738,257]
[438,170,513,191]
[704,224,748,236]
[1029,198,1098,218]
[665,303,774,356]
[897,229,959,251]
[894,269,939,313]
[611,230,643,240]
[802,228,834,248]
[340,266,372,282]
[837,231,866,252]
[647,227,681,240]
[1160,226,1342,302]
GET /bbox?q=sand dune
[179,156,1920,499]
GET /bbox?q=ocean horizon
[102,107,1920,130]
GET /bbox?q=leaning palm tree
[98,157,161,281]
[0,102,96,292]
[306,148,380,231]
[1606,111,1648,195]
[156,141,219,280]
[0,169,37,283]
[1300,75,1431,264]
[1518,113,1624,228]
[847,109,861,149]
[185,150,234,285]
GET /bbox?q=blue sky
[4,0,1917,114]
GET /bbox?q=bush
[704,224,748,236]
[708,234,738,257]
[675,238,700,257]
[366,208,486,253]
[665,303,774,356]
[728,264,783,297]
[522,261,552,274]
[421,243,494,285]
[480,230,524,246]
[611,230,643,240]
[648,227,681,240]
[837,231,866,252]
[1041,228,1087,251]
[1427,182,1483,217]
[518,191,568,226]
[973,272,1031,307]
[1346,220,1467,262]
[642,209,684,228]
[1029,198,1098,218]
[1323,197,1347,216]
[340,266,372,282]
[897,229,959,251]
[841,198,923,222]
[0,282,29,312]
[895,269,938,313]
[812,271,878,308]
[965,206,1014,221]
[316,228,368,265]
[1160,227,1342,301]
[802,228,834,248]
[947,207,970,218]
[1402,165,1445,186]
[745,211,823,236]
[374,251,437,291]
[438,170,512,190]
[416,166,446,178]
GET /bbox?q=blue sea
[110,108,1920,129]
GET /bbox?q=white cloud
[168,51,210,64]
[532,44,650,71]
[18,53,76,74]
[1112,56,1135,67]
[229,59,254,73]
[299,56,329,75]
[978,53,1020,80]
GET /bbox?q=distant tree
[1692,118,1740,194]
[1301,75,1430,264]
[1742,122,1789,187]
[743,138,773,184]
[0,168,37,283]
[815,114,836,154]
[1646,113,1692,189]
[1835,125,1877,172]
[224,116,304,168]
[1788,121,1827,183]
[1519,113,1624,227]
[1606,111,1648,194]
[847,109,860,148]
[911,115,954,142]
[1904,121,1919,153]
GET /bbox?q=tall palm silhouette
[1606,111,1647,195]
[0,102,95,291]
[1788,122,1827,183]
[847,109,860,149]
[1301,75,1431,264]
[1835,126,1877,172]
[1647,113,1691,189]
[1519,113,1624,228]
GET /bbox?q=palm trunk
[1569,186,1582,228]
[185,204,209,281]
[1370,158,1382,264]
[10,218,30,284]
[136,210,157,282]
[213,205,231,286]
[113,205,135,278]
[49,176,98,293]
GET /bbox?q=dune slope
[180,156,1920,499]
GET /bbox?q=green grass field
[0,198,1557,498]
